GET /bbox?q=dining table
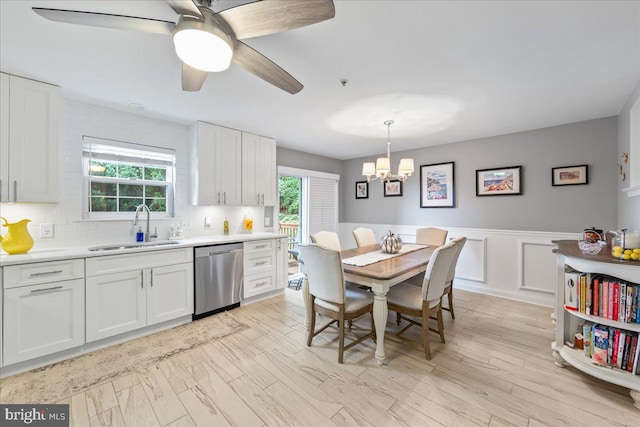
[301,243,435,365]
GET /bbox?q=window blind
[308,177,338,236]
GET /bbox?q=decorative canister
[380,230,402,254]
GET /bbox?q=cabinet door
[147,263,194,325]
[241,132,259,205]
[3,279,84,365]
[0,73,9,202]
[218,126,242,206]
[8,75,60,202]
[276,237,288,289]
[192,121,220,205]
[257,136,277,206]
[86,270,146,342]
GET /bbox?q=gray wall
[276,146,345,219]
[617,81,640,231]
[342,117,619,233]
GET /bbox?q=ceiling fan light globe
[174,29,233,72]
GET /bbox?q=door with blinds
[307,177,338,236]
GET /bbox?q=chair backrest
[445,236,466,284]
[310,231,342,251]
[415,227,448,247]
[421,240,458,303]
[352,227,376,247]
[299,244,345,304]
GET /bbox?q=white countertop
[0,232,288,266]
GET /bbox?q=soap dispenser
[136,226,144,242]
[223,217,229,235]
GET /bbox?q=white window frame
[82,136,176,220]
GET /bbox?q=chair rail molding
[339,222,576,307]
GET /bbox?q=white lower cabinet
[85,249,193,343]
[276,237,288,289]
[243,237,288,299]
[3,278,84,365]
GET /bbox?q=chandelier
[362,120,414,183]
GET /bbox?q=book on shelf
[564,271,580,311]
[603,280,609,319]
[609,281,614,320]
[628,335,638,373]
[592,325,609,365]
[593,278,599,317]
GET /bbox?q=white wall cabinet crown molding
[0,73,60,203]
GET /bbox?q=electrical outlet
[40,223,55,239]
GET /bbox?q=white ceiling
[1,1,639,160]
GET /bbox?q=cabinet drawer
[3,278,84,365]
[86,248,193,277]
[244,272,276,299]
[244,239,274,254]
[244,251,275,276]
[3,259,84,289]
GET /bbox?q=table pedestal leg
[372,291,388,365]
[303,274,312,331]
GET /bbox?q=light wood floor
[23,289,640,426]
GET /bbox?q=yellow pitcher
[0,217,34,255]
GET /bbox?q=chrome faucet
[133,204,157,242]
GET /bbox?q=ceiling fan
[32,0,335,93]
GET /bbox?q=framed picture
[476,166,522,196]
[355,181,368,199]
[383,180,403,197]
[420,162,455,207]
[552,164,588,186]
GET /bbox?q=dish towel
[342,244,427,267]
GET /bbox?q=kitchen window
[82,136,175,219]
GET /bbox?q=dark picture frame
[476,165,522,196]
[355,181,368,199]
[420,161,455,208]
[383,180,403,197]
[552,164,588,186]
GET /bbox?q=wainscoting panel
[518,240,557,295]
[339,222,576,307]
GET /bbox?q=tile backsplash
[0,99,266,250]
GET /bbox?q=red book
[613,283,620,321]
[608,281,614,320]
[628,335,638,372]
[593,278,599,317]
[603,281,609,319]
[612,329,620,365]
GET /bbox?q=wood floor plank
[165,415,197,427]
[387,400,447,427]
[85,383,118,417]
[112,373,140,392]
[200,341,245,383]
[89,406,126,427]
[58,392,91,427]
[116,383,160,427]
[157,357,197,395]
[137,365,187,425]
[263,380,340,427]
[177,386,232,427]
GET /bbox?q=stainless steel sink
[88,240,182,252]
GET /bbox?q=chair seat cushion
[387,282,440,311]
[315,286,374,313]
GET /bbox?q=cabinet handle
[255,261,267,266]
[140,270,144,289]
[13,180,17,202]
[150,271,153,287]
[278,240,281,249]
[29,270,63,277]
[256,244,267,249]
[261,194,264,205]
[30,285,63,293]
[256,194,260,204]
[223,192,226,205]
[255,281,267,287]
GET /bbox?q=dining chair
[415,227,448,247]
[298,244,376,363]
[352,227,376,248]
[386,239,458,360]
[442,236,466,319]
[310,231,342,251]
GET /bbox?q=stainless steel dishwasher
[194,243,243,320]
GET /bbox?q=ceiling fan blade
[182,63,208,91]
[167,0,203,19]
[218,0,335,40]
[32,8,175,35]
[232,41,303,94]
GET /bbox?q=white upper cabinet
[0,73,60,203]
[190,121,242,206]
[242,132,276,206]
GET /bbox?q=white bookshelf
[552,241,640,410]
